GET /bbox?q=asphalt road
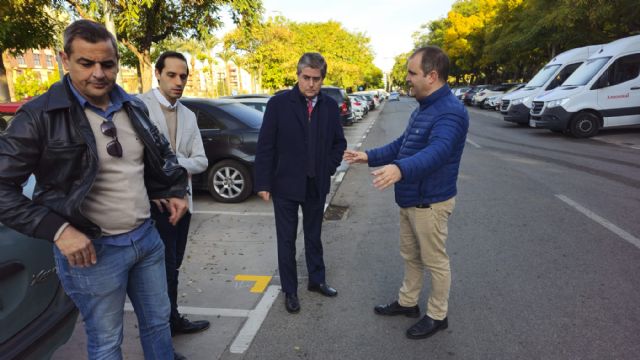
[229,98,640,359]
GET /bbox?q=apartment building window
[46,55,54,68]
[33,53,41,67]
[17,55,26,66]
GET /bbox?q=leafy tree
[225,17,381,92]
[0,0,62,101]
[14,69,60,100]
[389,52,410,91]
[66,0,263,92]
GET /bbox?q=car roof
[218,94,271,99]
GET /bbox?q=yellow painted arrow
[234,275,272,293]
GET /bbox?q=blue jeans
[54,221,174,360]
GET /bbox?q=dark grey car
[0,177,79,359]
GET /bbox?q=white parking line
[466,138,481,148]
[334,171,345,183]
[230,285,281,353]
[556,194,640,250]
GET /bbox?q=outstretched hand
[343,150,368,164]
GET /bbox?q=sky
[221,0,456,73]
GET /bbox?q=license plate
[529,119,536,128]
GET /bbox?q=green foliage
[14,69,59,100]
[225,17,382,91]
[0,0,62,54]
[66,0,263,91]
[408,0,640,84]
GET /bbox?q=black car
[320,86,354,126]
[180,98,263,203]
[0,176,79,359]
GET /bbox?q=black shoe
[174,351,187,360]
[406,315,448,339]
[374,301,420,317]
[285,293,300,313]
[307,283,338,297]
[170,315,210,336]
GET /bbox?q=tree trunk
[0,51,10,102]
[140,50,153,92]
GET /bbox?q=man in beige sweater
[139,51,210,336]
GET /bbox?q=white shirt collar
[153,88,178,110]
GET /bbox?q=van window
[526,64,561,88]
[592,53,640,89]
[546,62,582,90]
[564,57,611,86]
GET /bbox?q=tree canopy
[402,0,640,85]
[0,0,62,101]
[225,17,383,92]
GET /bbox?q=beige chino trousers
[397,197,455,320]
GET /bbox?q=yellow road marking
[234,275,272,293]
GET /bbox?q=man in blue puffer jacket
[344,46,468,340]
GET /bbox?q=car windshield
[562,57,611,86]
[526,64,561,88]
[218,103,263,129]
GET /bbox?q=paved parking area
[470,107,640,150]
[52,103,384,359]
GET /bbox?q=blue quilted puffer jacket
[366,84,469,208]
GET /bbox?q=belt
[415,203,431,209]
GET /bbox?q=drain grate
[324,204,349,221]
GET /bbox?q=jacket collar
[418,83,451,109]
[287,83,325,104]
[43,74,136,112]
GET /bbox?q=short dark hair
[410,46,449,81]
[297,52,327,79]
[63,19,119,58]
[155,51,189,76]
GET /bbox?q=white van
[530,35,640,137]
[501,45,603,125]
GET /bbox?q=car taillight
[340,102,348,115]
[354,101,361,106]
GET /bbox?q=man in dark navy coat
[255,52,347,313]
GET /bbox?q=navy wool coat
[254,85,347,202]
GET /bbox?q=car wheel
[207,160,253,203]
[569,112,600,138]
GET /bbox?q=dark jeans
[151,204,192,321]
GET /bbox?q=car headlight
[546,98,569,108]
[510,96,530,106]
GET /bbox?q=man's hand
[152,198,170,212]
[343,150,368,164]
[372,164,402,190]
[167,197,189,225]
[258,191,270,201]
[55,225,97,267]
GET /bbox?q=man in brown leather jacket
[0,20,188,359]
